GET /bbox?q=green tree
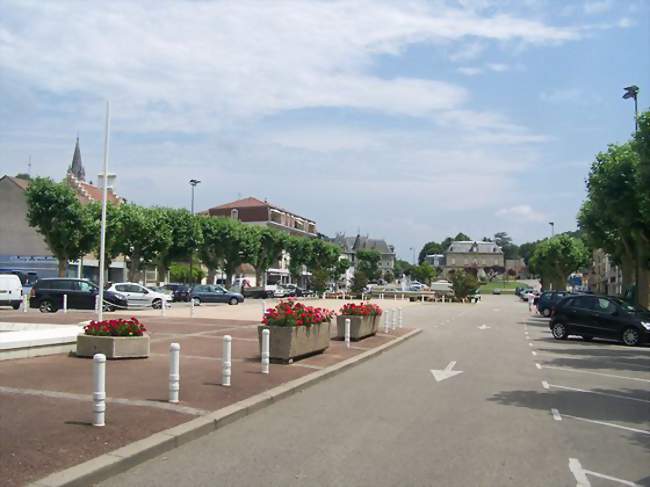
[86,201,123,278]
[494,232,519,260]
[198,217,229,283]
[383,270,395,283]
[454,232,471,241]
[451,270,479,300]
[25,177,97,276]
[410,263,436,285]
[310,267,330,294]
[157,208,204,279]
[330,258,350,288]
[216,220,260,285]
[350,269,369,293]
[356,249,381,282]
[15,173,31,181]
[170,260,205,283]
[529,235,589,291]
[518,240,540,266]
[287,236,313,282]
[251,227,287,286]
[418,241,443,264]
[394,259,413,277]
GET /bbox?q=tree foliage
[529,235,589,291]
[451,270,478,300]
[356,249,381,282]
[418,241,443,264]
[410,263,436,285]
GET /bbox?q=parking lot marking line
[542,381,549,389]
[542,366,650,383]
[531,351,537,356]
[549,383,650,404]
[551,408,562,421]
[535,363,542,369]
[569,457,641,487]
[561,411,650,435]
[528,343,533,347]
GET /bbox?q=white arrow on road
[478,324,490,330]
[430,361,463,382]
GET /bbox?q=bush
[84,317,147,336]
[451,271,479,300]
[339,303,383,316]
[350,270,368,293]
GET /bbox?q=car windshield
[612,298,647,314]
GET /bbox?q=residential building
[443,240,504,277]
[332,234,396,287]
[203,196,317,286]
[589,249,622,296]
[424,254,445,268]
[505,258,528,279]
[0,138,126,281]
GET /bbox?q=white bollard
[93,353,106,427]
[161,300,166,317]
[384,310,391,333]
[262,300,266,314]
[23,294,28,313]
[421,295,425,303]
[398,308,403,328]
[190,298,195,318]
[392,308,397,330]
[222,335,232,387]
[345,318,351,349]
[169,343,180,403]
[63,294,68,313]
[95,294,100,312]
[261,329,270,374]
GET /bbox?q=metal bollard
[23,294,28,313]
[190,298,195,318]
[345,318,351,349]
[398,308,403,328]
[384,310,391,333]
[261,329,270,374]
[93,353,106,427]
[222,335,232,386]
[168,342,180,403]
[63,294,68,313]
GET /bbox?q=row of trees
[578,110,650,306]
[25,177,349,287]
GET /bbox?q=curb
[30,328,422,487]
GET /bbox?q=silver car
[106,282,171,309]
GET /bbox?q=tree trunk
[638,265,649,308]
[207,267,216,285]
[551,277,565,291]
[621,253,635,291]
[57,258,67,277]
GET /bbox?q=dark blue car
[190,285,244,306]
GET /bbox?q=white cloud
[449,41,486,62]
[458,67,483,76]
[583,0,613,15]
[486,63,509,72]
[496,205,547,222]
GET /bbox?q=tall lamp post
[97,101,111,321]
[188,179,201,287]
[549,221,555,237]
[409,247,416,266]
[623,85,639,134]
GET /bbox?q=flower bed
[77,317,149,359]
[259,300,333,362]
[336,302,383,341]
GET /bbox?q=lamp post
[623,85,639,134]
[549,221,555,237]
[409,247,416,266]
[97,101,111,321]
[188,179,201,287]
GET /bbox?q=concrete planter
[76,334,150,359]
[258,321,330,362]
[336,315,378,341]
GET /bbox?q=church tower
[68,137,86,181]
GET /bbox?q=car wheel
[102,304,116,312]
[229,297,239,306]
[192,297,201,306]
[621,327,641,346]
[12,302,20,310]
[551,322,568,340]
[39,300,56,313]
[152,298,162,309]
[542,308,551,317]
[581,336,594,342]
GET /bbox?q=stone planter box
[258,321,330,362]
[76,334,150,359]
[336,315,378,341]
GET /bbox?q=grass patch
[479,281,527,293]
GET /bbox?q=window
[595,298,616,314]
[573,296,597,310]
[78,281,96,293]
[115,284,129,292]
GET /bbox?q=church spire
[68,136,86,181]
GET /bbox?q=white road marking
[548,383,650,404]
[542,380,549,390]
[542,365,650,383]
[430,361,464,382]
[535,363,542,369]
[478,324,490,330]
[551,408,562,421]
[569,458,642,487]
[562,412,650,435]
[531,351,537,356]
[528,343,534,347]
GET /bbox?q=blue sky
[1,0,648,260]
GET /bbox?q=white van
[0,274,23,309]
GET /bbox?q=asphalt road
[98,295,650,487]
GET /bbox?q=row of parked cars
[524,289,650,347]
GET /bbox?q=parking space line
[561,412,650,435]
[542,380,549,390]
[542,365,650,383]
[551,408,562,421]
[535,363,542,369]
[531,351,537,356]
[569,458,641,487]
[548,383,650,404]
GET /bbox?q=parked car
[107,282,171,309]
[30,278,128,313]
[519,288,534,301]
[274,283,305,298]
[0,274,23,309]
[242,286,275,299]
[537,291,572,317]
[162,283,191,302]
[550,294,650,346]
[190,285,244,305]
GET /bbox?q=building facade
[332,234,396,287]
[444,240,504,277]
[588,249,623,296]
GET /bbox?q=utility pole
[97,101,111,321]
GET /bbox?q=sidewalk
[0,306,418,486]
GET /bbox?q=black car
[162,283,191,302]
[190,285,244,305]
[30,278,128,313]
[550,295,650,346]
[537,291,572,317]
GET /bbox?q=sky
[1,0,648,261]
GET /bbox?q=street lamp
[549,221,555,237]
[409,247,416,266]
[189,179,201,286]
[622,85,639,134]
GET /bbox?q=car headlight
[641,322,650,331]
